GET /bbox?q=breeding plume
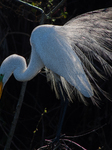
[0,8,112,104]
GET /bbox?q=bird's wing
[34,8,112,103]
[36,26,93,98]
[63,7,112,75]
[49,8,112,101]
[60,7,112,99]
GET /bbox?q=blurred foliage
[21,0,68,23]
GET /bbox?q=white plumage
[0,7,112,103]
[31,25,93,97]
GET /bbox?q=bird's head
[0,57,14,99]
[0,68,13,99]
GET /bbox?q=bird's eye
[0,74,4,82]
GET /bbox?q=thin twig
[17,0,44,14]
[4,82,27,150]
[0,32,30,46]
[47,0,67,18]
[0,124,19,149]
[64,123,107,138]
[62,139,87,150]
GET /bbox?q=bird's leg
[53,83,68,142]
[48,83,68,149]
[50,84,68,149]
[56,96,68,140]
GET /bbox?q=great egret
[0,7,112,103]
[0,7,112,142]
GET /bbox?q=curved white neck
[13,46,44,81]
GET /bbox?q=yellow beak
[0,81,3,99]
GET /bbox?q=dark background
[0,0,112,149]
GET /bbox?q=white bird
[0,7,112,105]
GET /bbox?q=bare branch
[47,0,67,18]
[17,0,44,14]
[4,82,27,150]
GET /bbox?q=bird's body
[0,7,112,103]
[31,25,93,98]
